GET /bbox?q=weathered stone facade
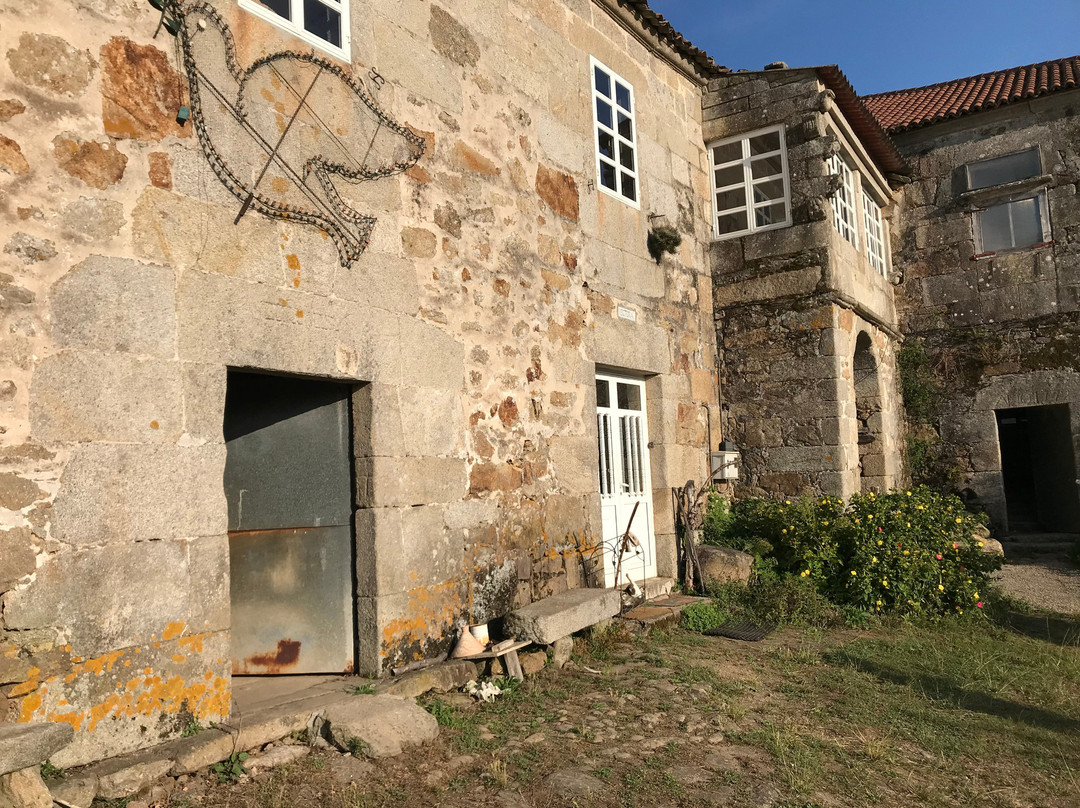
[0,0,718,765]
[889,87,1080,532]
[704,68,905,499]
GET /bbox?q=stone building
[0,0,721,765]
[2,0,1079,772]
[865,56,1080,534]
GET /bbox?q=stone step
[504,587,621,644]
[621,594,712,629]
[0,723,73,776]
[640,576,675,600]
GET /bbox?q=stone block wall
[703,69,903,498]
[891,90,1080,529]
[0,0,717,764]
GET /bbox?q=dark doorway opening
[223,370,358,674]
[853,332,884,492]
[996,404,1080,534]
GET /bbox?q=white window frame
[828,153,858,249]
[707,124,791,240]
[590,57,640,209]
[862,192,887,276]
[239,0,351,62]
[974,192,1051,255]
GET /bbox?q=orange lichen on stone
[171,654,186,664]
[380,582,462,659]
[162,621,185,641]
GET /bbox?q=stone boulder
[0,724,73,777]
[323,695,438,758]
[696,546,753,587]
[0,768,52,808]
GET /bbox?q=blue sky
[649,0,1080,95]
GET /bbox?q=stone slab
[503,587,621,644]
[323,694,439,758]
[379,660,477,699]
[0,724,74,776]
[83,749,174,799]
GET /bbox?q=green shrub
[699,487,999,618]
[681,601,727,632]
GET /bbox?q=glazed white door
[596,373,656,588]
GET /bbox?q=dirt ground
[151,617,1080,808]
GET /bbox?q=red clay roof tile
[863,55,1080,133]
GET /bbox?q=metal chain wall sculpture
[160,0,426,266]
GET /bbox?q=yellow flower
[938,584,945,591]
[903,550,910,555]
[801,570,810,577]
[871,556,878,563]
[868,514,874,520]
[906,491,912,496]
[977,541,984,547]
[850,570,857,576]
[822,520,829,526]
[958,609,963,614]
[907,522,911,528]
[877,540,883,546]
[876,600,882,606]
[955,517,962,524]
[782,529,788,534]
[973,592,979,600]
[785,500,791,505]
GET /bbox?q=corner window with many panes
[828,153,858,248]
[862,193,887,275]
[240,0,350,60]
[708,125,790,238]
[591,58,638,207]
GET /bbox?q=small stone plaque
[617,304,637,322]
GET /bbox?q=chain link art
[164,0,426,266]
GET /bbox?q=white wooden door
[596,373,656,588]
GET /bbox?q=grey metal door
[224,372,356,674]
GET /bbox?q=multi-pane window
[240,0,349,60]
[591,58,638,206]
[862,193,886,275]
[965,148,1050,254]
[828,153,858,248]
[978,195,1048,253]
[708,125,790,239]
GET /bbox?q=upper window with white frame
[862,192,886,276]
[828,153,858,248]
[590,58,638,207]
[239,0,350,61]
[708,125,791,239]
[965,148,1050,254]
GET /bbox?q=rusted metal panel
[223,372,352,532]
[229,526,355,674]
[224,371,357,675]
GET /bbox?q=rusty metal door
[224,371,355,674]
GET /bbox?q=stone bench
[503,587,621,644]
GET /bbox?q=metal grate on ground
[703,621,777,642]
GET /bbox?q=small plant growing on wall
[647,224,682,263]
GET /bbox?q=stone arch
[853,331,885,492]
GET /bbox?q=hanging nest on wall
[647,224,682,263]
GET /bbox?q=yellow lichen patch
[51,712,83,732]
[162,621,186,641]
[171,654,186,664]
[178,634,206,654]
[260,87,276,103]
[9,667,40,697]
[286,253,300,270]
[19,690,42,722]
[380,581,462,659]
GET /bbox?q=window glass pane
[980,201,1013,252]
[717,210,748,235]
[617,112,633,141]
[619,142,634,170]
[595,379,610,409]
[1010,197,1042,247]
[752,178,785,203]
[749,130,781,155]
[594,66,611,98]
[967,149,1040,190]
[712,142,741,165]
[599,161,617,190]
[615,82,631,112]
[304,0,340,45]
[714,165,742,188]
[751,154,783,178]
[258,0,291,19]
[715,188,745,212]
[596,99,612,129]
[598,131,614,160]
[755,202,787,227]
[621,173,636,202]
[616,383,641,411]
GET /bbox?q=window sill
[710,219,792,243]
[972,241,1054,260]
[958,174,1052,209]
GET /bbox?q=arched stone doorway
[853,332,885,492]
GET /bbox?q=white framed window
[708,125,791,239]
[862,193,886,275]
[976,194,1050,253]
[590,57,639,207]
[828,153,858,248]
[239,0,350,61]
